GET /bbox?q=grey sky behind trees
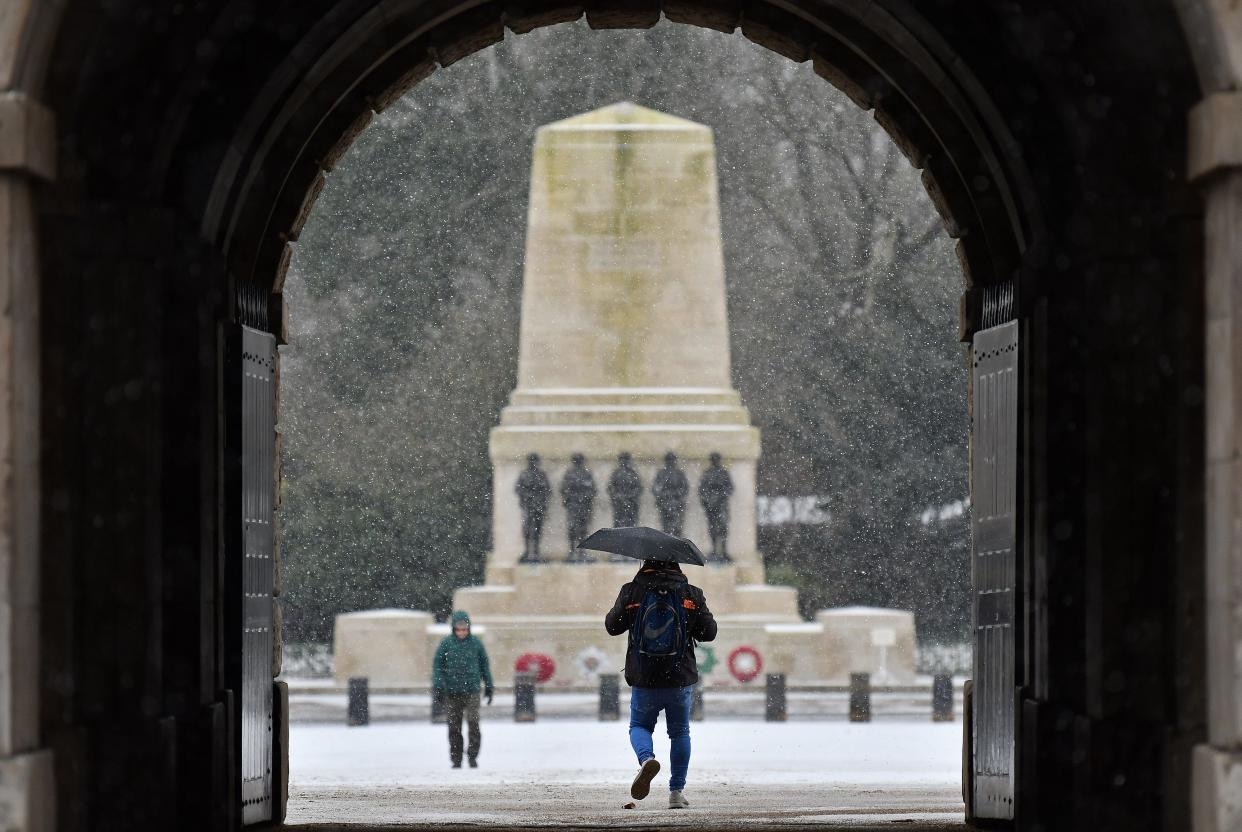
[279,20,970,643]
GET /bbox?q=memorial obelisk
[489,102,763,578]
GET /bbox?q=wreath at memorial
[573,646,609,678]
[514,652,557,683]
[695,644,718,674]
[727,646,763,683]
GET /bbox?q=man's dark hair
[641,558,682,573]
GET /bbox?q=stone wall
[1183,7,1242,823]
[0,5,60,829]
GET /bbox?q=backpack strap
[625,583,644,648]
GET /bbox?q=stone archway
[199,7,1035,823]
[0,1,1231,830]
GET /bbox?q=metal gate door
[239,325,275,824]
[971,320,1018,820]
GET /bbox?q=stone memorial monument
[334,103,917,687]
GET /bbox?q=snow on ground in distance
[291,719,963,788]
[287,720,966,826]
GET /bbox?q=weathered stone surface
[455,562,793,617]
[0,94,54,180]
[272,680,289,824]
[0,749,54,831]
[1176,0,1242,94]
[1189,92,1242,182]
[1193,745,1242,832]
[491,103,763,569]
[815,607,917,685]
[333,609,435,687]
[331,596,915,687]
[0,177,40,759]
[517,103,732,391]
[1202,170,1242,749]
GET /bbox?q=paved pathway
[285,720,966,829]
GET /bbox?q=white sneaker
[669,790,690,809]
[630,758,661,800]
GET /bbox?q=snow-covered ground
[288,719,966,827]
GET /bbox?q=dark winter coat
[604,567,717,688]
[432,611,495,694]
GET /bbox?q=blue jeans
[628,685,693,791]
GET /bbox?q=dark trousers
[445,691,481,763]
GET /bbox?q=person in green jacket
[432,610,494,768]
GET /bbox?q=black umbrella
[578,526,706,566]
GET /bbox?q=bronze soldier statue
[515,453,551,563]
[698,452,734,562]
[607,452,643,527]
[652,451,689,537]
[560,453,597,562]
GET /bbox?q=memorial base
[335,586,916,687]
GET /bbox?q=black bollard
[599,673,620,721]
[690,683,704,722]
[347,677,369,726]
[932,674,955,722]
[849,672,871,722]
[431,686,445,724]
[514,671,537,722]
[765,673,787,722]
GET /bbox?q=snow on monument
[333,103,915,687]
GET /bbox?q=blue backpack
[630,586,690,677]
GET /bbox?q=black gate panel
[239,325,275,824]
[971,320,1018,820]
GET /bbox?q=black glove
[484,686,494,705]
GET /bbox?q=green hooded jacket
[432,611,494,694]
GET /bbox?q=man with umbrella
[584,526,717,810]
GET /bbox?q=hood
[450,610,471,632]
[635,566,688,588]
